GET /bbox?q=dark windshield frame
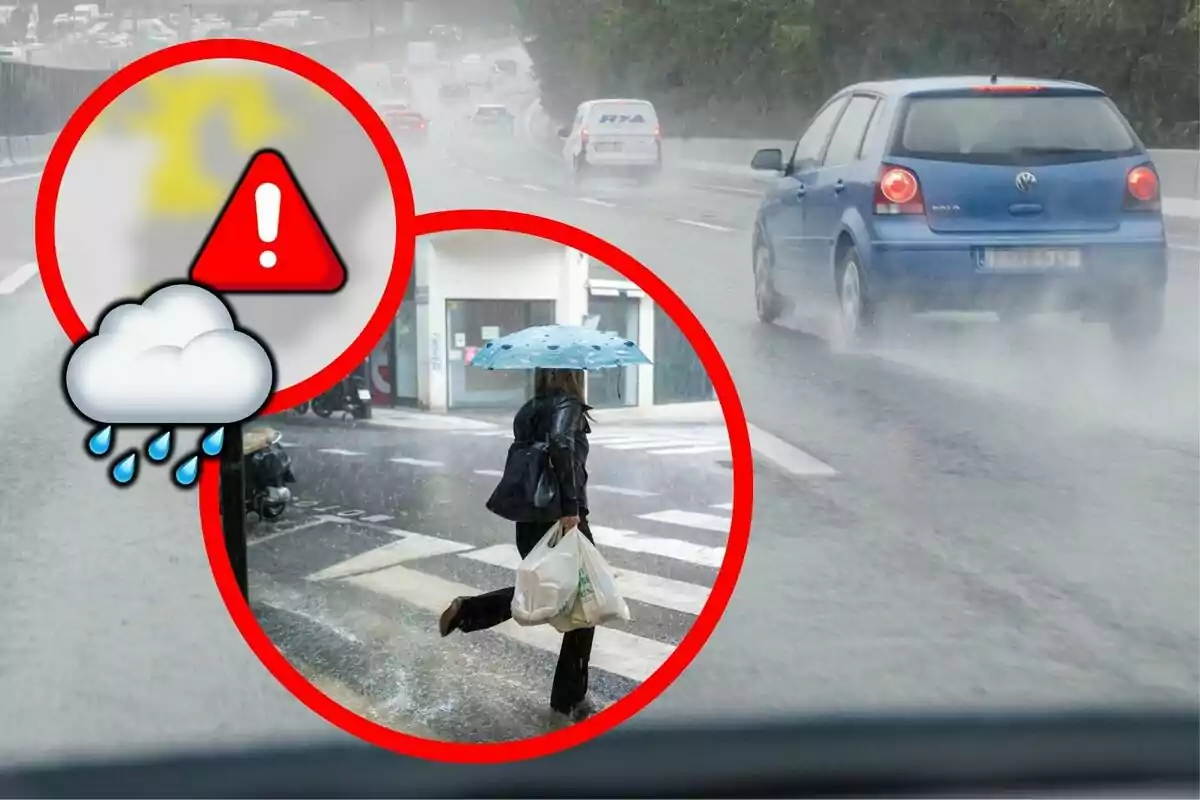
[888,90,1144,166]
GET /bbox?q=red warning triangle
[189,149,347,294]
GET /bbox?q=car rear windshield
[892,94,1140,165]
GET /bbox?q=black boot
[438,597,465,637]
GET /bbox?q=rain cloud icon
[64,282,275,488]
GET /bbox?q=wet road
[250,411,732,741]
[0,67,1196,764]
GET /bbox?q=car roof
[840,75,1103,97]
[581,98,656,107]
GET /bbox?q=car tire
[753,241,784,324]
[1108,286,1164,348]
[835,245,882,344]
[573,155,587,185]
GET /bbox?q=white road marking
[1167,237,1200,253]
[342,564,674,682]
[591,525,725,569]
[648,445,730,455]
[0,172,40,185]
[711,502,734,511]
[639,509,731,533]
[672,218,735,232]
[692,182,761,196]
[0,262,38,295]
[484,175,503,182]
[279,441,302,448]
[361,514,395,523]
[308,533,477,581]
[389,457,444,468]
[579,197,616,207]
[336,509,365,518]
[474,469,504,477]
[748,423,837,477]
[589,484,658,498]
[249,515,351,546]
[318,448,366,457]
[521,183,548,192]
[463,544,710,616]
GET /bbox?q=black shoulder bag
[485,412,563,523]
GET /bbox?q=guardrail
[663,138,1200,203]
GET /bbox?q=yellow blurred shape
[115,71,291,217]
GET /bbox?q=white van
[559,98,662,183]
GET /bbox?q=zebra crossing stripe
[590,525,725,568]
[648,445,729,455]
[338,563,674,682]
[710,502,733,511]
[639,509,731,533]
[462,544,711,615]
[308,533,478,582]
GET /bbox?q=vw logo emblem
[1015,171,1037,192]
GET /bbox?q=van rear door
[584,102,660,159]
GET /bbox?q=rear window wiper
[1011,146,1109,156]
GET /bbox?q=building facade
[367,231,714,412]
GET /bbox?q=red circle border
[199,210,754,764]
[34,38,417,415]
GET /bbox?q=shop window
[445,299,555,409]
[653,304,714,404]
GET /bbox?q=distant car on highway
[749,76,1169,348]
[469,104,515,136]
[377,102,428,144]
[558,98,663,185]
[438,80,470,102]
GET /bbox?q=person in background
[436,367,596,724]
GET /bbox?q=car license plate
[594,142,622,152]
[357,389,372,401]
[983,248,1081,270]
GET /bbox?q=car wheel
[836,246,877,344]
[753,241,784,324]
[1108,286,1164,348]
[573,155,587,185]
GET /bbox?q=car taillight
[652,125,661,140]
[1124,164,1160,210]
[874,165,924,215]
[580,127,589,146]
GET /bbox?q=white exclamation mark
[255,182,281,268]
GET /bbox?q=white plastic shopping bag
[511,523,582,626]
[549,534,631,633]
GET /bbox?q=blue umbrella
[469,324,653,371]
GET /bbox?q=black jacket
[512,390,591,517]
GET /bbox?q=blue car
[750,76,1168,347]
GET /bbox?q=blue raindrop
[201,428,224,456]
[147,430,172,462]
[111,452,137,485]
[174,455,199,487]
[87,425,113,457]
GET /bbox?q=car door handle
[833,179,846,193]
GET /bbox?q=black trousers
[455,517,596,714]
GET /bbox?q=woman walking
[437,367,597,722]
